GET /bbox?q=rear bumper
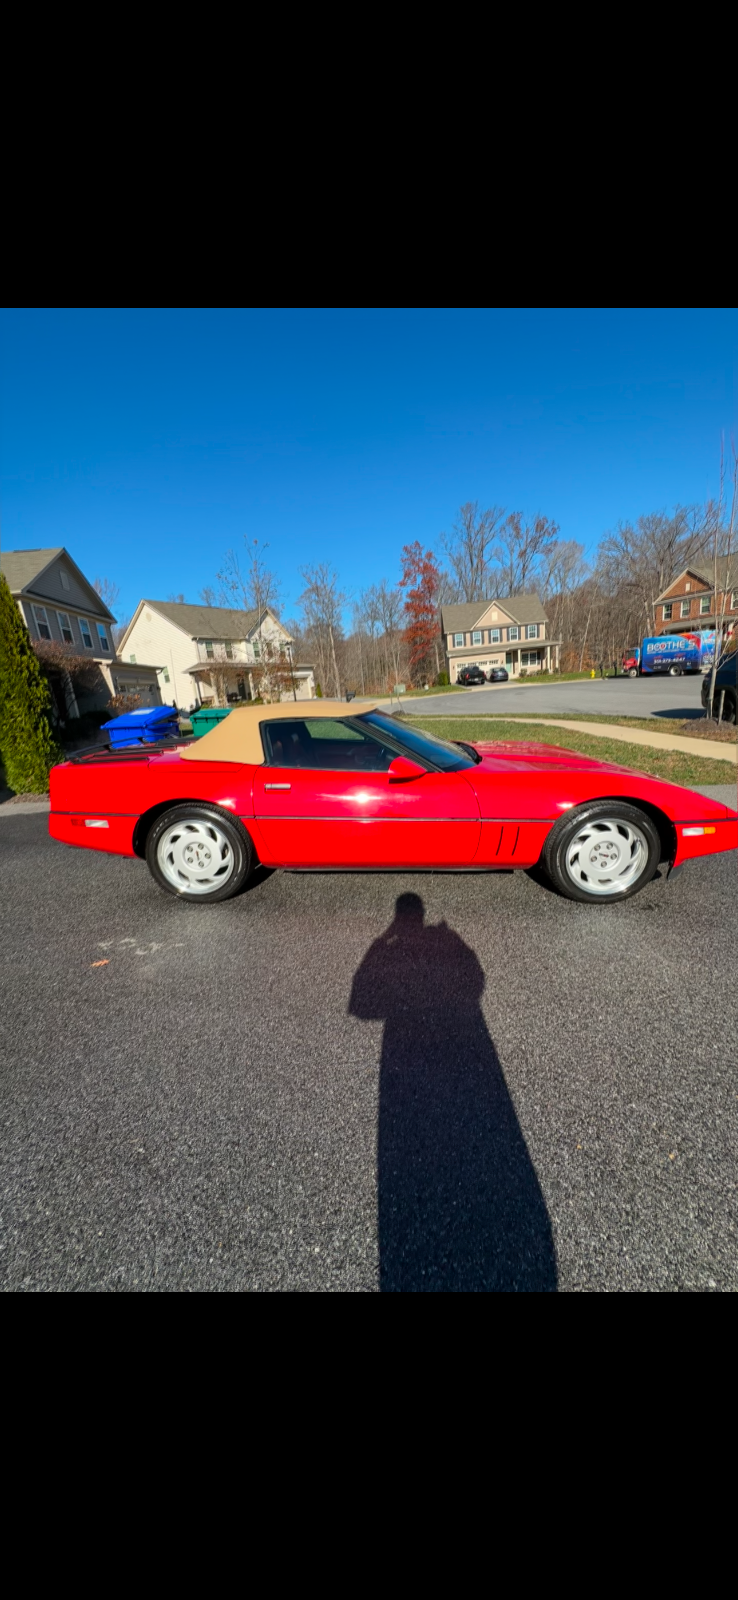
[49,812,137,856]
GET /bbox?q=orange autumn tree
[399,542,441,685]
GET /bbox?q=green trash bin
[190,707,233,739]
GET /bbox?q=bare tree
[597,505,713,633]
[298,564,346,698]
[443,502,507,602]
[216,540,282,624]
[94,576,128,649]
[494,512,560,596]
[707,443,738,716]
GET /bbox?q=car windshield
[357,711,478,771]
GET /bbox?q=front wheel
[542,802,661,904]
[628,667,638,678]
[146,804,254,902]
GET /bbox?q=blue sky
[1,308,736,627]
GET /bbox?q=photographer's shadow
[349,894,557,1292]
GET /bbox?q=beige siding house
[119,600,315,708]
[0,546,160,716]
[441,594,559,681]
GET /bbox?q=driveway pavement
[403,675,706,718]
[2,812,736,1292]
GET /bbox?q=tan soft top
[180,701,379,766]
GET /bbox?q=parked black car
[487,667,509,682]
[456,665,487,686]
[701,650,737,723]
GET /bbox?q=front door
[252,716,481,867]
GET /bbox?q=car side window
[262,719,395,772]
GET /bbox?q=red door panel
[253,768,480,867]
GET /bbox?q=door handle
[264,783,291,790]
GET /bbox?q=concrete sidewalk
[494,717,737,765]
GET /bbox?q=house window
[680,600,691,618]
[129,654,136,664]
[79,618,93,648]
[60,569,70,591]
[162,667,170,683]
[526,624,539,639]
[521,651,540,667]
[508,626,519,641]
[33,605,52,641]
[472,630,482,645]
[454,633,464,648]
[204,640,214,660]
[685,582,691,591]
[56,611,74,645]
[662,603,673,620]
[225,642,234,659]
[732,592,737,610]
[97,623,110,651]
[699,596,710,615]
[253,640,261,659]
[490,628,500,643]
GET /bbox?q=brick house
[441,594,559,682]
[653,559,738,638]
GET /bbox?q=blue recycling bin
[102,705,180,748]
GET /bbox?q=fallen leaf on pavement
[91,960,110,967]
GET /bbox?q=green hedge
[0,575,61,792]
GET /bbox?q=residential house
[119,600,316,707]
[0,546,160,719]
[653,559,738,638]
[441,594,558,682]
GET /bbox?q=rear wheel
[542,801,660,904]
[669,665,682,676]
[146,804,254,902]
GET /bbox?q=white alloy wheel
[564,815,649,897]
[157,815,235,895]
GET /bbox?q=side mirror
[388,756,426,782]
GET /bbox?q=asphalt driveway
[1,810,736,1291]
[404,675,706,718]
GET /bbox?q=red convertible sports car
[49,702,737,905]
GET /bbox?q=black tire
[669,665,682,676]
[145,803,255,903]
[628,667,638,678]
[541,800,661,905]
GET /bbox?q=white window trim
[508,626,519,641]
[490,628,500,643]
[526,624,538,638]
[33,604,51,640]
[732,592,738,609]
[663,604,673,619]
[56,610,74,645]
[471,630,482,645]
[680,600,691,617]
[453,633,464,648]
[699,596,711,614]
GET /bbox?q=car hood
[471,739,624,773]
[469,740,737,820]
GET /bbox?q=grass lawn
[406,716,737,788]
[469,711,736,739]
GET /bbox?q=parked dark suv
[456,665,487,686]
[701,650,737,723]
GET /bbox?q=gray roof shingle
[1,548,64,592]
[441,593,549,633]
[145,600,291,641]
